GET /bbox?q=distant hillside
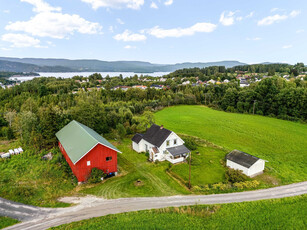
[0,57,247,73]
[0,60,74,72]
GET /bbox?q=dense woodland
[0,63,306,150]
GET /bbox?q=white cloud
[147,22,217,38]
[21,0,61,12]
[236,16,243,21]
[150,2,158,9]
[296,29,304,34]
[289,10,300,17]
[5,1,102,39]
[258,10,300,26]
[246,11,254,18]
[117,18,125,25]
[219,11,237,26]
[247,37,262,41]
[1,47,11,51]
[3,10,10,14]
[114,30,147,41]
[124,45,136,49]
[81,0,144,10]
[1,33,42,48]
[282,44,292,49]
[271,8,279,12]
[164,0,173,6]
[109,26,114,33]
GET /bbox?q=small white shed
[226,150,265,177]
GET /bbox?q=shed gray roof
[167,145,190,157]
[142,124,172,147]
[226,150,260,168]
[131,133,143,144]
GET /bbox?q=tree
[116,123,126,140]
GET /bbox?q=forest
[0,64,306,151]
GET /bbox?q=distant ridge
[0,57,247,73]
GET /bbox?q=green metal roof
[56,120,121,164]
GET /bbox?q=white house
[226,150,265,177]
[132,124,190,164]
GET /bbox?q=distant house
[132,124,190,164]
[150,84,163,89]
[132,85,147,90]
[226,150,265,177]
[56,120,121,182]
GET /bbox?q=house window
[106,156,112,162]
[87,161,91,166]
[166,140,170,146]
[145,144,148,152]
[174,139,177,145]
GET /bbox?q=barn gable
[56,120,121,164]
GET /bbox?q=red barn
[56,120,121,182]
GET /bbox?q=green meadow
[0,216,19,229]
[155,105,307,184]
[51,195,307,230]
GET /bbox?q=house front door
[145,144,148,152]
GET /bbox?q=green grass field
[170,145,226,186]
[0,150,76,207]
[81,139,190,198]
[0,216,19,229]
[155,106,307,184]
[51,195,307,230]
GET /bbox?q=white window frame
[174,139,177,145]
[87,161,91,166]
[166,140,170,147]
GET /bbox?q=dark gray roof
[131,133,143,144]
[143,124,172,147]
[226,150,260,168]
[167,145,190,157]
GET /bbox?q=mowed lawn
[155,105,307,184]
[170,145,227,186]
[81,139,190,198]
[51,195,307,230]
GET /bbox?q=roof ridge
[73,120,100,144]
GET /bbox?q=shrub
[182,137,197,150]
[234,180,260,190]
[88,168,106,184]
[225,168,248,183]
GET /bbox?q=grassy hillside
[0,149,76,207]
[0,217,19,229]
[155,105,307,184]
[51,195,307,230]
[81,139,190,198]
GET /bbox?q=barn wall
[75,144,118,182]
[226,160,249,176]
[248,159,265,177]
[59,142,117,182]
[58,141,79,179]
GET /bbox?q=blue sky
[0,0,306,64]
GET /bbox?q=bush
[182,137,198,150]
[88,168,106,184]
[225,168,249,183]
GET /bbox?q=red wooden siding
[59,141,117,182]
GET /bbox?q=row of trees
[0,72,306,150]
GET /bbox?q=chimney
[160,125,164,129]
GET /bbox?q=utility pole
[253,100,257,115]
[188,152,192,189]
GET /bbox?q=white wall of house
[226,159,265,177]
[226,160,249,176]
[132,141,140,152]
[159,132,184,151]
[248,159,265,177]
[132,132,186,164]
